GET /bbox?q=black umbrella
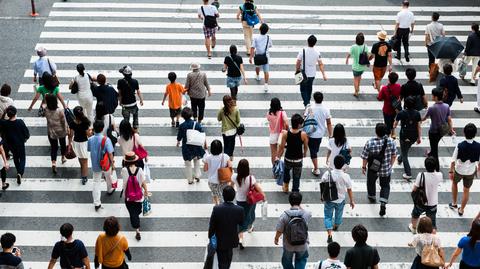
[428,36,465,59]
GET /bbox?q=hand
[460,98,464,103]
[208,91,212,97]
[361,167,366,175]
[14,248,21,257]
[274,237,279,245]
[274,156,280,162]
[445,263,452,269]
[140,100,144,106]
[325,160,329,166]
[350,201,355,209]
[161,101,165,106]
[388,65,393,72]
[416,138,421,144]
[144,191,149,197]
[451,129,456,136]
[249,57,253,64]
[176,141,180,147]
[322,75,327,81]
[4,163,9,170]
[449,171,454,180]
[243,78,248,85]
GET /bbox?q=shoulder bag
[339,143,352,165]
[201,6,217,28]
[186,121,206,147]
[295,49,307,85]
[387,85,402,112]
[421,237,444,267]
[133,134,148,160]
[320,170,339,202]
[106,115,118,146]
[47,58,60,87]
[367,138,388,173]
[99,136,111,171]
[411,172,428,206]
[254,35,269,66]
[225,112,245,136]
[70,77,79,94]
[359,45,370,66]
[247,176,264,205]
[217,154,232,183]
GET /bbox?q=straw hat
[190,63,201,70]
[377,31,388,40]
[123,151,139,163]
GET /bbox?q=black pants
[367,170,391,204]
[1,168,5,183]
[48,136,67,161]
[216,248,233,269]
[125,201,142,229]
[229,87,238,100]
[427,46,435,66]
[190,97,206,122]
[383,113,395,135]
[222,134,236,157]
[428,132,443,172]
[12,149,26,176]
[396,28,410,58]
[459,260,480,269]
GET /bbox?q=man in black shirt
[117,66,143,129]
[0,233,24,269]
[93,74,118,115]
[400,68,428,111]
[370,31,392,91]
[344,225,380,269]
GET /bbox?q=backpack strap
[101,136,107,152]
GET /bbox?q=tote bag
[186,122,206,147]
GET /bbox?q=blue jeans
[299,77,315,107]
[281,248,309,269]
[284,160,303,192]
[237,201,256,232]
[323,200,345,230]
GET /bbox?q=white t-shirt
[320,169,352,203]
[202,153,230,184]
[414,172,442,206]
[297,47,321,78]
[198,5,218,18]
[451,139,479,176]
[305,103,331,138]
[425,21,444,46]
[74,74,93,100]
[327,138,350,169]
[101,114,115,136]
[118,133,142,156]
[232,173,256,202]
[252,34,273,57]
[121,167,145,202]
[396,9,415,28]
[318,259,347,269]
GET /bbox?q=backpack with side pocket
[284,211,308,246]
[125,167,143,202]
[359,45,370,66]
[303,105,318,135]
[320,170,339,202]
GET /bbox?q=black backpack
[320,171,338,202]
[284,211,308,246]
[400,110,418,142]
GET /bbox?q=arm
[83,257,91,269]
[411,22,415,33]
[204,74,211,97]
[255,8,263,23]
[274,230,282,245]
[28,92,41,111]
[391,119,398,137]
[295,59,302,71]
[208,209,216,239]
[240,64,248,84]
[474,65,480,78]
[57,92,67,109]
[318,59,327,80]
[47,259,56,269]
[347,188,355,209]
[387,51,393,72]
[254,183,266,200]
[276,131,287,159]
[162,91,168,106]
[302,132,309,158]
[416,121,422,144]
[0,145,8,170]
[124,248,132,261]
[345,53,350,65]
[447,116,455,134]
[249,47,255,63]
[326,149,331,165]
[203,162,209,172]
[236,8,242,20]
[108,152,115,169]
[326,118,333,137]
[394,22,399,35]
[424,31,430,46]
[136,89,144,106]
[447,248,462,267]
[362,158,368,175]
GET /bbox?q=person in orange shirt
[162,72,186,128]
[94,216,131,269]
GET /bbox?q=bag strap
[328,170,333,183]
[47,58,54,74]
[192,121,196,130]
[228,56,241,73]
[318,260,323,269]
[264,35,269,53]
[379,137,388,158]
[104,236,123,259]
[420,172,425,188]
[225,113,239,128]
[101,136,107,151]
[201,6,206,17]
[249,175,253,190]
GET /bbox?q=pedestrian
[377,72,401,136]
[394,0,415,62]
[203,139,232,204]
[346,33,369,97]
[277,113,309,193]
[0,138,9,191]
[44,94,68,174]
[296,35,327,106]
[92,74,119,115]
[0,84,14,116]
[392,96,422,180]
[32,47,56,85]
[422,87,453,172]
[0,106,29,185]
[88,120,115,211]
[370,30,393,92]
[208,186,244,269]
[0,233,24,269]
[117,65,143,130]
[473,60,480,113]
[28,72,67,112]
[217,95,240,160]
[344,224,380,269]
[409,157,442,234]
[250,23,272,92]
[463,23,480,85]
[69,64,95,123]
[236,0,263,56]
[317,242,346,269]
[274,192,312,269]
[436,58,455,87]
[176,107,206,184]
[360,123,397,217]
[119,120,146,169]
[400,68,428,113]
[68,106,91,185]
[223,45,247,100]
[232,159,266,249]
[439,64,464,107]
[94,216,131,269]
[47,223,90,269]
[267,98,289,164]
[304,91,332,176]
[326,123,351,170]
[162,72,186,127]
[449,123,480,216]
[321,155,355,244]
[408,216,445,269]
[198,0,219,59]
[446,219,480,269]
[425,12,445,67]
[185,63,211,124]
[95,102,116,141]
[121,152,149,241]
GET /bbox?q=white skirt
[72,141,89,159]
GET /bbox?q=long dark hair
[119,120,134,141]
[269,97,282,115]
[236,159,250,187]
[222,95,235,116]
[45,94,58,111]
[42,72,57,92]
[333,124,347,147]
[76,63,85,77]
[73,106,90,126]
[468,219,480,248]
[95,102,107,121]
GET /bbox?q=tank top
[285,130,303,160]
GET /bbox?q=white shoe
[255,75,261,81]
[264,83,269,93]
[469,79,476,85]
[312,168,321,177]
[408,223,417,234]
[402,173,412,180]
[248,225,254,233]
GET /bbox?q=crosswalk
[2,1,480,268]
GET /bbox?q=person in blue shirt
[439,64,463,107]
[446,219,480,269]
[32,47,56,86]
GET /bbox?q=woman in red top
[377,72,401,137]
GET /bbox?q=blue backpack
[302,106,318,135]
[242,4,259,26]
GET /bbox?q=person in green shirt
[217,95,240,160]
[28,72,66,111]
[346,33,370,97]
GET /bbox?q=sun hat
[123,151,139,163]
[377,31,388,40]
[190,63,201,70]
[36,47,47,57]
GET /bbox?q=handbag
[429,63,439,83]
[65,143,76,159]
[111,169,118,189]
[225,113,245,136]
[47,59,60,87]
[411,172,428,206]
[70,78,79,94]
[186,121,206,147]
[387,85,402,112]
[295,49,307,85]
[106,115,118,146]
[359,45,370,66]
[133,134,148,160]
[421,240,444,267]
[320,170,339,202]
[339,143,352,165]
[201,6,217,28]
[254,35,269,66]
[37,105,46,117]
[439,122,450,137]
[217,154,232,183]
[142,196,152,216]
[246,176,264,205]
[367,138,388,173]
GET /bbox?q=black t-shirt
[224,55,243,78]
[0,119,30,150]
[0,252,23,268]
[69,121,90,142]
[51,240,88,268]
[396,109,421,140]
[344,243,380,269]
[371,41,392,67]
[401,80,426,110]
[117,78,139,106]
[93,84,119,114]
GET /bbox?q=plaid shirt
[361,135,397,177]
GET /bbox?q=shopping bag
[110,169,118,189]
[142,197,152,216]
[144,162,152,183]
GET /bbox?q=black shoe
[16,174,21,185]
[449,203,458,210]
[81,177,88,185]
[52,165,57,174]
[95,205,102,211]
[397,155,402,165]
[107,189,116,196]
[405,56,410,62]
[2,183,9,190]
[333,225,338,231]
[327,235,333,244]
[136,232,141,241]
[175,121,180,128]
[379,205,386,217]
[239,242,245,250]
[368,197,376,203]
[394,55,401,60]
[474,107,480,114]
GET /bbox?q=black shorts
[169,108,181,118]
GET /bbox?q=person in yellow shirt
[162,72,186,128]
[94,217,131,269]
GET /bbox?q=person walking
[44,94,68,174]
[250,23,272,92]
[305,91,332,176]
[425,12,445,67]
[0,84,14,116]
[408,216,445,269]
[95,102,116,141]
[274,192,312,269]
[28,72,67,112]
[464,23,480,85]
[223,45,247,100]
[69,64,94,123]
[162,72,186,127]
[394,0,415,62]
[117,65,143,130]
[88,120,115,211]
[317,242,347,269]
[92,74,119,115]
[176,107,206,184]
[232,159,266,249]
[400,68,428,113]
[277,114,308,193]
[370,31,392,92]
[446,219,480,269]
[94,216,131,269]
[119,120,147,169]
[0,233,24,269]
[449,123,480,216]
[474,60,480,113]
[48,223,90,269]
[0,106,29,185]
[326,123,351,170]
[0,139,9,191]
[377,72,401,136]
[296,35,327,106]
[360,123,397,216]
[236,0,263,56]
[68,106,91,185]
[320,155,355,244]
[32,47,56,86]
[346,33,369,97]
[267,98,288,164]
[203,140,232,204]
[440,64,464,107]
[198,0,219,59]
[208,186,244,269]
[217,95,240,160]
[185,63,211,124]
[344,224,380,269]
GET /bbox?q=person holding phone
[0,233,24,269]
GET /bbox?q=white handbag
[186,122,206,147]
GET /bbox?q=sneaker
[475,107,480,114]
[379,205,386,217]
[402,173,412,181]
[368,197,376,203]
[264,83,269,93]
[458,208,464,216]
[469,79,476,86]
[171,121,175,127]
[247,225,254,233]
[397,155,403,165]
[448,203,458,210]
[81,177,88,185]
[255,75,261,81]
[405,56,410,62]
[394,55,401,60]
[188,179,194,185]
[408,223,417,234]
[311,169,321,177]
[327,235,333,244]
[1,183,9,190]
[194,177,200,182]
[106,189,116,196]
[135,232,141,241]
[94,204,102,211]
[16,174,21,185]
[332,225,339,231]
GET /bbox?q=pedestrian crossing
[3,1,480,268]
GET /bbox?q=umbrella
[428,36,465,59]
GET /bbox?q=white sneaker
[312,168,321,177]
[255,75,261,81]
[248,225,254,233]
[402,173,412,180]
[264,83,269,93]
[408,223,417,234]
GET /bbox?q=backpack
[400,110,419,142]
[284,211,308,246]
[125,167,143,202]
[302,106,318,135]
[241,3,259,26]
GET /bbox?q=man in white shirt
[198,0,219,59]
[425,12,445,67]
[394,0,415,62]
[296,35,327,107]
[318,242,347,269]
[250,23,273,92]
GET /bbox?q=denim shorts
[411,204,437,228]
[226,76,242,88]
[256,63,270,72]
[353,70,364,77]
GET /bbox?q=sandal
[2,183,9,190]
[207,54,212,59]
[62,157,67,164]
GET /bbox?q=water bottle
[261,201,268,220]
